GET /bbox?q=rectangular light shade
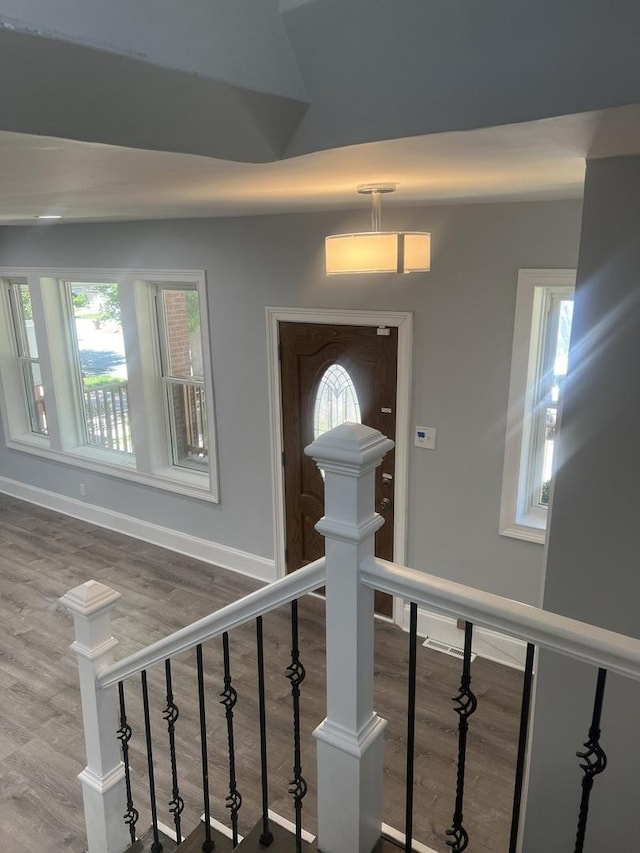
[325,232,430,275]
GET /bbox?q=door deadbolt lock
[379,497,392,511]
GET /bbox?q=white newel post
[60,580,130,853]
[305,423,395,853]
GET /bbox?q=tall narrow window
[500,269,575,543]
[532,294,574,507]
[68,282,132,454]
[155,286,208,471]
[313,363,361,440]
[7,281,48,435]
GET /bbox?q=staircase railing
[61,559,325,853]
[97,559,325,688]
[62,423,640,853]
[305,424,640,853]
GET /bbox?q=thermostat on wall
[415,426,436,449]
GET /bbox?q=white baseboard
[381,823,438,853]
[0,476,277,583]
[198,810,316,845]
[267,810,315,844]
[403,603,526,671]
[197,815,243,843]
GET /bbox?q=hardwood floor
[0,493,524,852]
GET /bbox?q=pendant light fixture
[325,184,431,275]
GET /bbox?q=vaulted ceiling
[1,0,640,224]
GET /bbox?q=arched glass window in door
[313,363,362,440]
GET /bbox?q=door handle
[379,497,392,511]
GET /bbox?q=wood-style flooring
[0,493,524,853]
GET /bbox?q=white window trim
[500,268,576,544]
[0,267,219,503]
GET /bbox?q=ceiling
[4,104,640,226]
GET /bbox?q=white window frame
[0,267,219,502]
[153,281,209,472]
[3,278,49,437]
[500,269,575,543]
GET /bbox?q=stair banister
[362,557,640,680]
[60,580,131,853]
[62,557,326,853]
[97,557,325,689]
[305,422,394,853]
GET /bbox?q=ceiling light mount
[325,184,430,276]
[357,183,397,232]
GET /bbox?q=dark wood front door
[279,322,398,617]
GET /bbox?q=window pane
[157,286,208,472]
[22,361,48,435]
[555,300,573,378]
[13,284,39,358]
[314,363,362,440]
[166,380,208,469]
[70,283,132,454]
[538,297,574,506]
[159,289,204,381]
[7,281,48,435]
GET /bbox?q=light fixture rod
[371,191,382,232]
[357,183,396,234]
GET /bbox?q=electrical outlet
[80,482,86,497]
[415,426,437,449]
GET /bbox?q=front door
[279,322,398,617]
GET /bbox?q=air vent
[422,637,477,662]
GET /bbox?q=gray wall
[0,199,582,602]
[524,157,640,849]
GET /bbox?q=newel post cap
[60,579,121,618]
[305,423,394,473]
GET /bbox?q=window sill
[499,519,546,545]
[5,435,218,503]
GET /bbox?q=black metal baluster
[573,668,608,853]
[286,599,307,853]
[164,659,184,844]
[508,643,535,853]
[197,644,215,852]
[446,621,478,852]
[141,670,163,852]
[405,602,418,853]
[117,681,139,844]
[256,616,274,846]
[220,632,242,848]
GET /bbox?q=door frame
[266,306,413,626]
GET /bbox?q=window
[68,282,132,454]
[155,286,208,470]
[500,269,575,543]
[0,268,218,501]
[5,280,48,436]
[313,363,361,440]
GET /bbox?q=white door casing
[266,306,413,626]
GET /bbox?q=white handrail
[363,556,640,680]
[98,557,326,689]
